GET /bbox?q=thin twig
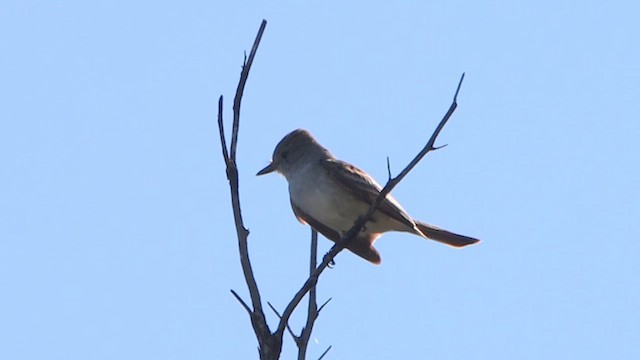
[218,96,229,164]
[317,298,332,314]
[295,229,321,359]
[386,156,392,181]
[231,20,267,160]
[274,73,466,341]
[390,72,464,183]
[231,289,252,315]
[317,346,332,360]
[268,302,297,342]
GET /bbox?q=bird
[257,129,480,264]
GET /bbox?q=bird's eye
[281,151,289,159]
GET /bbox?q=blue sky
[1,1,639,359]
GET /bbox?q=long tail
[415,221,480,247]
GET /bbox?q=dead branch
[268,231,330,360]
[218,20,280,359]
[296,229,323,359]
[317,346,332,360]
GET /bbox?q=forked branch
[218,20,280,359]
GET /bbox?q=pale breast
[288,169,370,233]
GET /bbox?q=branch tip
[230,289,252,314]
[453,72,465,102]
[386,156,392,180]
[318,298,332,313]
[217,95,229,163]
[318,345,332,360]
[267,302,281,317]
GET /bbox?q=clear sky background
[2,1,639,359]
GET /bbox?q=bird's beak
[256,162,277,176]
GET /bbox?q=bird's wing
[320,158,416,230]
[291,198,382,264]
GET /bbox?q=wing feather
[320,159,416,230]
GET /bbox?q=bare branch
[386,156,392,181]
[317,346,332,360]
[454,72,465,100]
[391,72,464,183]
[218,19,279,359]
[268,302,297,342]
[294,229,321,359]
[217,96,229,164]
[274,73,467,341]
[317,298,332,314]
[267,301,281,316]
[230,289,252,315]
[231,20,267,160]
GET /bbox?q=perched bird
[257,129,479,264]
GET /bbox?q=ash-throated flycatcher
[257,129,479,264]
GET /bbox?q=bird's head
[256,129,330,178]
